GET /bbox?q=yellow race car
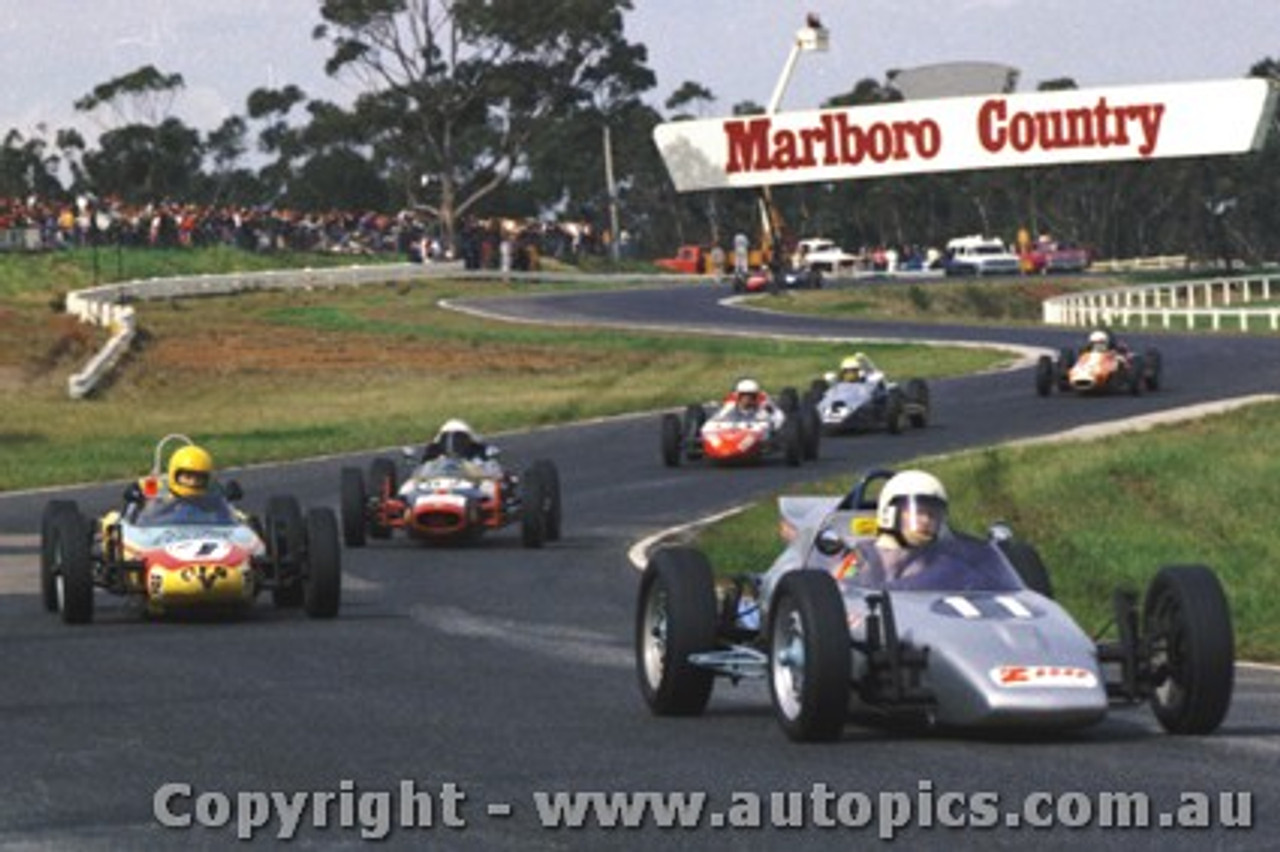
[39,434,341,623]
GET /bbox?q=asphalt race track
[2,282,1278,850]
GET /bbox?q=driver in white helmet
[829,470,952,589]
[423,418,493,464]
[721,377,785,429]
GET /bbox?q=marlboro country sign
[653,78,1277,192]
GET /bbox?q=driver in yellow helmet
[123,443,218,521]
[168,445,214,499]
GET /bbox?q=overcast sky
[3,0,1277,141]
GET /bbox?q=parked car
[943,235,1021,276]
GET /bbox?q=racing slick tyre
[40,499,77,613]
[1142,565,1234,735]
[1035,355,1055,397]
[778,387,800,414]
[265,495,306,608]
[998,539,1055,599]
[339,467,367,548]
[885,389,906,435]
[533,459,562,542]
[661,413,683,468]
[1056,348,1074,392]
[367,457,398,540]
[49,505,93,624]
[782,418,803,467]
[1128,354,1145,396]
[520,464,549,549]
[768,570,850,742]
[635,547,717,716]
[906,378,930,428]
[302,507,342,619]
[1144,347,1162,391]
[799,405,820,461]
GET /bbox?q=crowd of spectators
[0,195,610,272]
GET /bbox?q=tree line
[1,0,1277,264]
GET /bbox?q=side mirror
[401,446,418,461]
[814,528,846,557]
[223,480,244,502]
[485,445,501,460]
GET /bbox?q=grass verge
[0,276,1010,491]
[696,398,1280,661]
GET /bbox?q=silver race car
[809,356,930,435]
[635,469,1234,742]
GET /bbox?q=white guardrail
[64,263,439,399]
[1042,272,1280,332]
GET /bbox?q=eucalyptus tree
[313,0,655,250]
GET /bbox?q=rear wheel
[49,506,93,624]
[521,465,548,549]
[635,547,717,716]
[303,508,342,619]
[1144,347,1163,391]
[1143,565,1234,735]
[661,413,682,467]
[367,457,398,539]
[531,459,562,542]
[778,387,799,414]
[906,378,930,428]
[339,467,367,548]
[768,571,850,742]
[1128,354,1145,396]
[782,418,802,467]
[800,406,820,461]
[265,495,305,608]
[885,390,905,435]
[1035,355,1054,397]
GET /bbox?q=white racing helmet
[434,418,479,456]
[877,470,948,548]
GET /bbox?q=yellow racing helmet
[839,356,863,383]
[168,445,213,498]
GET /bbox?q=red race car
[661,379,819,467]
[340,420,562,549]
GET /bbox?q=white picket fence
[1042,273,1280,332]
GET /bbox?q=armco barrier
[62,262,687,399]
[1042,272,1280,332]
[64,263,436,398]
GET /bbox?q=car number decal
[990,665,1098,689]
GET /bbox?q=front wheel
[303,508,342,619]
[49,506,94,624]
[1143,565,1234,735]
[768,571,850,742]
[533,460,562,542]
[661,413,682,468]
[635,547,717,716]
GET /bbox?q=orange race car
[1036,330,1162,397]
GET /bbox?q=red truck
[1021,239,1091,274]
